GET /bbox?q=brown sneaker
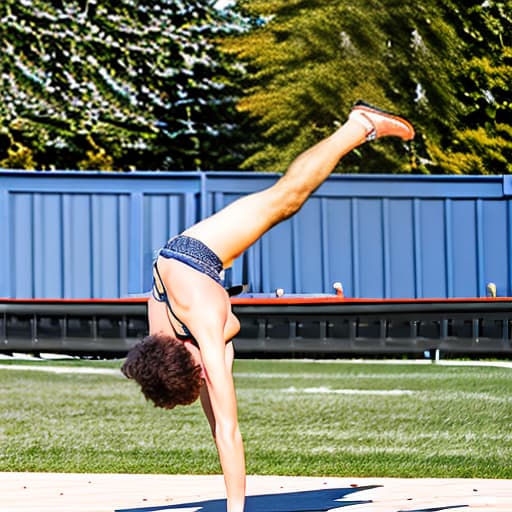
[349,100,415,141]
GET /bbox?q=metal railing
[2,297,511,358]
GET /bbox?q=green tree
[428,1,512,174]
[0,0,250,171]
[227,0,511,174]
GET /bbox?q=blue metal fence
[1,170,511,299]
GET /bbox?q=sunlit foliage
[0,0,249,170]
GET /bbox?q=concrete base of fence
[1,473,510,512]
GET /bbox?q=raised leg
[184,102,414,267]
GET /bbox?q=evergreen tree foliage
[0,0,249,171]
[226,0,511,174]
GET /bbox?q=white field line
[437,360,512,369]
[0,364,122,376]
[257,358,512,369]
[0,356,510,378]
[284,386,415,396]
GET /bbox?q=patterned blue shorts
[158,235,223,285]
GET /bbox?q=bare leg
[184,104,414,266]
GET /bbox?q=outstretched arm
[200,339,245,512]
[181,286,245,512]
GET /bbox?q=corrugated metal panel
[204,173,510,299]
[1,171,510,299]
[0,171,202,298]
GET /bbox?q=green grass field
[0,358,511,478]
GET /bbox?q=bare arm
[200,338,245,512]
[182,294,244,512]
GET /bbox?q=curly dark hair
[121,333,203,409]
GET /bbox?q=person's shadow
[115,485,379,512]
[115,485,471,512]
